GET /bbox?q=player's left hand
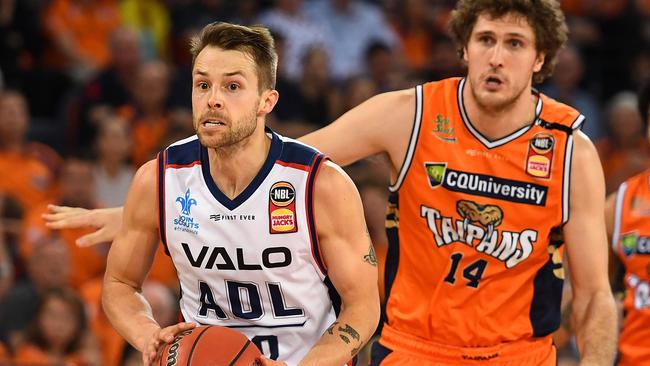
[257,356,288,366]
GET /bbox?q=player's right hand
[43,205,123,247]
[142,322,196,366]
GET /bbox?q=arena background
[0,0,648,365]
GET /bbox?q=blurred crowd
[0,0,649,365]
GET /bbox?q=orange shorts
[370,324,556,365]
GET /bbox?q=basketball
[160,325,262,366]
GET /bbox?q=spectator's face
[552,48,583,90]
[60,160,95,208]
[610,104,643,143]
[111,28,141,71]
[192,46,274,149]
[303,48,330,83]
[464,13,544,111]
[38,297,78,350]
[29,241,71,290]
[97,119,132,162]
[134,62,170,112]
[0,94,28,144]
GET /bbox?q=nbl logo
[269,182,297,234]
[270,182,295,206]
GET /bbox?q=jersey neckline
[457,77,543,149]
[199,128,283,210]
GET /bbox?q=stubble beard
[195,107,258,150]
[471,83,528,115]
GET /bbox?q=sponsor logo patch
[424,162,548,206]
[621,232,650,257]
[526,133,554,179]
[173,189,199,234]
[269,182,297,233]
[432,114,456,143]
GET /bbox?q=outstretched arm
[564,131,617,365]
[296,161,380,366]
[101,160,194,366]
[44,205,123,246]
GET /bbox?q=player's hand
[142,322,196,366]
[43,205,123,247]
[257,357,288,366]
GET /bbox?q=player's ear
[258,89,279,115]
[533,51,545,73]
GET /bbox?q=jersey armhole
[306,153,328,276]
[389,84,423,193]
[157,150,170,255]
[612,182,628,253]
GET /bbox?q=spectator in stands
[257,0,326,80]
[20,157,105,289]
[0,202,13,301]
[117,60,172,166]
[304,0,399,81]
[597,91,650,193]
[120,0,171,61]
[541,45,604,140]
[364,42,404,93]
[390,0,436,76]
[0,90,59,214]
[0,237,71,348]
[13,287,101,365]
[73,26,142,151]
[93,116,134,208]
[43,0,122,82]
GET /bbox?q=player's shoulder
[538,92,584,128]
[161,135,201,167]
[313,160,358,198]
[276,133,322,167]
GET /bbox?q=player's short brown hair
[448,0,568,84]
[190,22,277,92]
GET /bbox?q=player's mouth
[202,120,226,126]
[483,75,504,91]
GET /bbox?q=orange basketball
[160,325,262,366]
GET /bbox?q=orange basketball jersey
[612,170,650,366]
[381,78,584,350]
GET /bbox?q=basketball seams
[186,325,213,365]
[228,340,253,366]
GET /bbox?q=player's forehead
[471,12,536,42]
[192,46,258,80]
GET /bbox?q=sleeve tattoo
[325,322,364,356]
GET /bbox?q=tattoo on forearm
[326,321,339,335]
[351,345,361,357]
[338,324,360,342]
[363,244,378,266]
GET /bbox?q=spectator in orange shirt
[13,287,101,366]
[20,157,106,289]
[43,0,122,81]
[118,60,172,166]
[0,90,59,214]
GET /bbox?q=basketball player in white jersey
[100,22,379,366]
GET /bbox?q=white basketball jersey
[158,130,340,365]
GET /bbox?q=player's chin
[197,133,225,149]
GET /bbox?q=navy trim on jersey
[279,139,319,167]
[157,151,169,254]
[226,322,308,329]
[383,192,400,326]
[324,276,342,316]
[306,154,327,275]
[200,131,282,210]
[166,137,201,166]
[530,247,564,336]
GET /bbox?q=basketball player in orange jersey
[605,80,650,366]
[45,0,617,364]
[98,23,379,366]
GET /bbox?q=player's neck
[463,82,537,141]
[207,128,272,200]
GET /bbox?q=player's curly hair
[448,0,568,84]
[190,22,277,92]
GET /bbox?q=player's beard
[195,105,258,149]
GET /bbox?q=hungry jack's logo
[526,133,555,179]
[269,181,297,234]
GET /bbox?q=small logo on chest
[269,181,297,234]
[525,133,555,179]
[173,189,200,234]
